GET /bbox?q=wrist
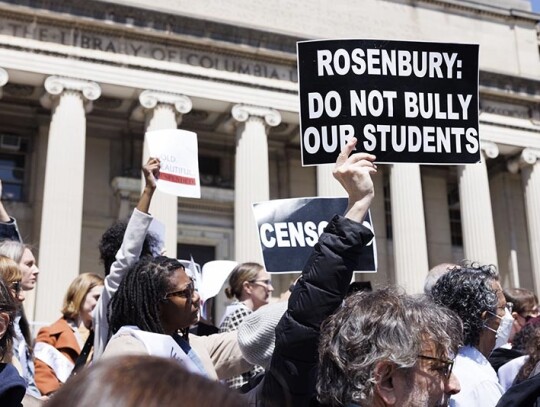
[345,196,373,223]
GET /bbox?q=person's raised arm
[0,179,22,242]
[0,180,10,222]
[136,157,159,214]
[93,157,160,360]
[333,137,376,222]
[259,138,376,406]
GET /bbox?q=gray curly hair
[431,261,499,347]
[317,286,463,406]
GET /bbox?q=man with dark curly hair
[432,263,512,406]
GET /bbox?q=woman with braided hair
[103,255,251,380]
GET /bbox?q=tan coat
[102,330,251,380]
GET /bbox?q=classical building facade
[0,0,539,325]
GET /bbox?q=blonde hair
[0,255,22,286]
[225,262,263,300]
[61,273,104,320]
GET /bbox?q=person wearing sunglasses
[103,256,251,381]
[0,180,41,399]
[219,262,273,389]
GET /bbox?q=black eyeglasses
[417,354,454,381]
[249,279,273,287]
[163,281,195,300]
[10,281,21,294]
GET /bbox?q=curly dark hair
[98,216,159,276]
[431,261,499,347]
[108,256,185,336]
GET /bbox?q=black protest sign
[297,39,480,165]
[252,197,376,273]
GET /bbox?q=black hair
[98,216,159,276]
[108,256,185,337]
[431,261,499,347]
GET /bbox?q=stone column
[138,90,192,258]
[422,170,453,266]
[36,76,101,323]
[390,164,429,294]
[0,67,8,98]
[232,104,281,263]
[509,148,540,296]
[317,165,346,197]
[458,141,499,267]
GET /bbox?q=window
[383,172,392,240]
[199,156,232,188]
[0,134,28,201]
[447,186,463,246]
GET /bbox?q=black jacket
[496,371,540,407]
[249,215,373,407]
[0,363,26,407]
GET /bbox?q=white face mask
[485,308,514,350]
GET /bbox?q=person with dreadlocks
[103,255,251,380]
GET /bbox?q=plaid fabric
[219,304,265,389]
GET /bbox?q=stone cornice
[480,71,540,103]
[232,104,281,127]
[415,0,539,21]
[0,0,301,59]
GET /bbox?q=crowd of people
[0,138,538,406]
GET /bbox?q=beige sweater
[102,330,251,381]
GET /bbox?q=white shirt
[450,345,504,407]
[498,355,528,392]
[92,208,153,360]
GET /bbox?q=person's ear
[511,311,519,320]
[374,361,397,405]
[243,280,252,295]
[481,310,489,322]
[0,312,10,339]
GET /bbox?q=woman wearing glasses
[34,273,103,396]
[219,262,273,389]
[103,256,251,381]
[0,255,38,396]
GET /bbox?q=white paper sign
[200,260,238,302]
[146,129,201,198]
